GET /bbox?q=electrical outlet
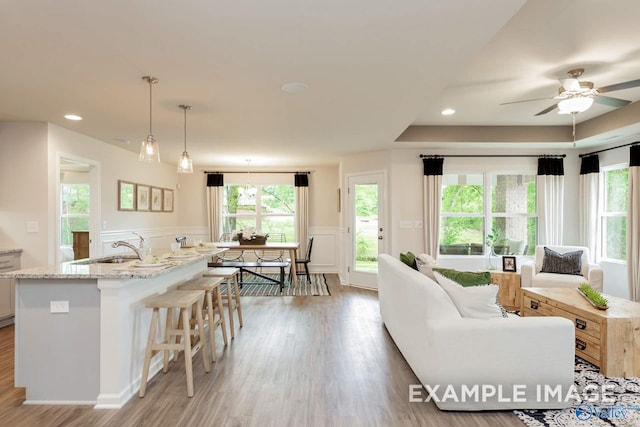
[26,221,39,233]
[50,301,69,314]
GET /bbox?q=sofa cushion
[415,253,437,280]
[399,251,418,270]
[432,268,491,287]
[433,271,505,319]
[541,247,583,275]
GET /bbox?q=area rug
[514,357,640,426]
[220,273,331,296]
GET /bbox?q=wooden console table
[490,271,521,311]
[521,287,640,377]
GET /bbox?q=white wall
[0,122,50,268]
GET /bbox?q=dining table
[213,241,301,287]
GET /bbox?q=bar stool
[177,276,228,362]
[203,267,243,338]
[139,290,210,398]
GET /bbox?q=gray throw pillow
[540,247,583,275]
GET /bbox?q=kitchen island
[0,249,225,408]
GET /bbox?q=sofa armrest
[586,264,604,292]
[420,317,575,410]
[520,260,536,287]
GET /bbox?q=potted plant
[233,228,269,245]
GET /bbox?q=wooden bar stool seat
[203,267,243,339]
[139,290,210,398]
[178,276,228,362]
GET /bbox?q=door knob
[378,236,383,240]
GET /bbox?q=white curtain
[628,145,640,301]
[537,157,565,246]
[579,155,600,263]
[295,174,309,257]
[422,157,443,258]
[206,173,223,242]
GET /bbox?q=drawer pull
[576,339,587,351]
[576,319,587,330]
[530,300,539,310]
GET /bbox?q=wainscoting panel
[308,227,340,273]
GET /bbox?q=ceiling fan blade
[597,79,640,93]
[534,104,558,116]
[500,97,553,105]
[594,95,631,108]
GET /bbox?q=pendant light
[139,76,161,162]
[177,104,194,173]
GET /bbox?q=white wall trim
[308,226,340,273]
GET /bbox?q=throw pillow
[415,253,437,280]
[541,247,583,275]
[399,251,418,270]
[433,271,505,319]
[432,268,491,287]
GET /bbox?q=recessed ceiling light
[441,108,455,116]
[64,114,82,121]
[281,82,309,94]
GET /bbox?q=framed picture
[502,255,517,272]
[136,184,150,211]
[150,187,163,212]
[118,180,136,211]
[163,188,174,212]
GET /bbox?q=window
[222,184,295,241]
[490,173,537,256]
[60,184,90,247]
[601,166,628,261]
[440,174,484,255]
[439,173,537,256]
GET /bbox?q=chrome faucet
[111,233,148,260]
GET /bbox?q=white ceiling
[1,0,639,168]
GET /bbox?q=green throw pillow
[432,268,491,287]
[399,251,418,270]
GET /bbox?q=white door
[347,172,386,289]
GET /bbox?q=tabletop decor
[233,228,269,245]
[577,282,608,310]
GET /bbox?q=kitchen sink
[73,255,139,265]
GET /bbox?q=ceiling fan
[502,68,640,116]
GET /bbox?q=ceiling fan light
[557,97,593,114]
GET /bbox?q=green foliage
[355,184,378,217]
[579,283,608,307]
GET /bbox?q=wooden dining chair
[288,237,314,284]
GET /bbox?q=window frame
[599,163,628,263]
[439,171,537,257]
[60,183,90,248]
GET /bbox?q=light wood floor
[0,276,522,426]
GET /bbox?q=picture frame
[150,187,163,212]
[118,180,136,211]
[163,188,174,212]
[502,255,517,272]
[136,184,150,211]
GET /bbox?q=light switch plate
[26,221,39,233]
[400,220,413,229]
[50,301,69,313]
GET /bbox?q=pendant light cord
[184,106,187,152]
[149,78,153,134]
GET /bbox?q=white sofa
[521,245,603,292]
[378,254,575,411]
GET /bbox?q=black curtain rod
[578,141,640,158]
[203,170,311,174]
[419,154,566,158]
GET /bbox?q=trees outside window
[222,184,295,241]
[601,166,628,261]
[440,173,537,256]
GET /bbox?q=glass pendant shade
[177,151,193,173]
[177,104,194,174]
[139,134,160,162]
[139,76,160,163]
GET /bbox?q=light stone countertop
[0,248,23,255]
[0,248,225,280]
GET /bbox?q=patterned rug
[220,273,331,296]
[515,357,640,426]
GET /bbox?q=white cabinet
[0,252,21,325]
